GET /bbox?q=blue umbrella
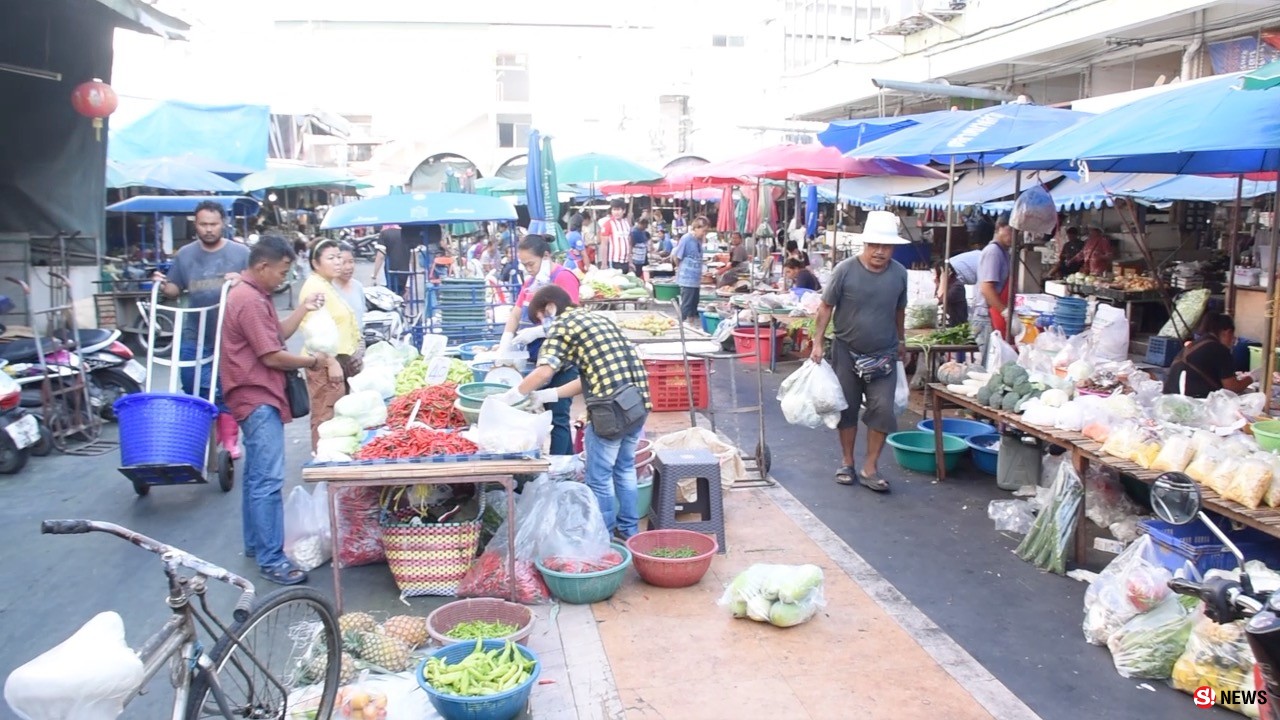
[817,112,950,153]
[108,157,242,192]
[320,192,516,230]
[997,73,1280,174]
[526,129,549,236]
[848,103,1091,164]
[804,184,819,238]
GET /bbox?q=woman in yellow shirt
[302,237,363,450]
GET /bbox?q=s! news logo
[1194,685,1269,708]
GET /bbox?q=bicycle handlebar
[42,519,256,621]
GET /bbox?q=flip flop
[858,470,890,493]
[260,561,307,586]
[835,466,856,485]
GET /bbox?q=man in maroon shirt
[221,235,327,586]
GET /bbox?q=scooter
[0,368,41,473]
[362,285,406,345]
[54,328,146,420]
[1152,472,1279,718]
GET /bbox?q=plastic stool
[651,448,726,554]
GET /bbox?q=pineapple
[296,651,356,686]
[355,631,413,672]
[380,615,429,649]
[338,612,378,636]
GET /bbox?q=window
[496,113,532,149]
[711,34,745,47]
[495,53,529,103]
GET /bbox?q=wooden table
[302,456,550,612]
[927,384,1280,565]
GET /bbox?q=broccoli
[986,375,1003,393]
[1002,392,1022,412]
[976,387,993,406]
[989,390,1005,409]
[1002,364,1029,387]
[1014,382,1035,397]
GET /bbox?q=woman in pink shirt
[1071,226,1115,276]
[497,234,581,454]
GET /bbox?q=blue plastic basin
[916,418,995,438]
[965,433,1001,475]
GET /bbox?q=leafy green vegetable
[646,546,699,559]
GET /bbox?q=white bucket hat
[853,210,911,245]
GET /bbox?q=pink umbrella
[716,187,737,232]
[693,144,945,182]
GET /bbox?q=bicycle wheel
[185,586,340,720]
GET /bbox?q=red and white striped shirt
[598,218,633,265]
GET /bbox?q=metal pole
[1005,172,1023,335]
[1227,174,1245,314]
[1263,176,1280,408]
[941,156,957,326]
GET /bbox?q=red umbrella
[716,186,737,232]
[598,177,727,195]
[694,144,946,182]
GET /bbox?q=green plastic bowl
[536,542,631,604]
[1253,420,1280,452]
[455,382,515,410]
[636,480,654,519]
[653,283,680,301]
[886,431,968,474]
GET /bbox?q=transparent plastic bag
[1171,616,1260,718]
[1010,185,1058,235]
[1107,594,1198,679]
[894,361,909,417]
[1100,422,1140,461]
[777,360,846,429]
[457,479,556,603]
[1151,432,1195,473]
[284,483,332,572]
[1263,452,1280,508]
[1224,455,1273,510]
[1209,455,1243,496]
[988,499,1034,535]
[334,486,385,568]
[1091,303,1130,362]
[718,564,826,628]
[301,310,341,355]
[1153,395,1205,427]
[1185,445,1223,487]
[477,398,551,453]
[1082,535,1172,645]
[537,482,615,569]
[1205,389,1248,431]
[1085,466,1142,529]
[986,331,1017,373]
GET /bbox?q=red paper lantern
[70,78,118,141]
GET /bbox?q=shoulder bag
[584,344,648,440]
[285,369,310,418]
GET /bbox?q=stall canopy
[109,101,270,171]
[238,166,359,192]
[816,113,948,153]
[106,195,261,217]
[887,168,1061,212]
[1126,175,1278,204]
[815,175,948,209]
[980,172,1169,214]
[320,192,517,230]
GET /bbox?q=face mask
[541,306,557,332]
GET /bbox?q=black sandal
[835,466,856,485]
[260,561,307,586]
[858,470,890,493]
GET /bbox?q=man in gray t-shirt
[154,201,250,458]
[810,211,908,493]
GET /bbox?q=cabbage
[316,435,360,457]
[334,390,387,429]
[317,417,361,439]
[769,600,818,628]
[1040,388,1070,408]
[776,564,824,604]
[746,596,773,622]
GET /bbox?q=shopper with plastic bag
[808,211,909,493]
[777,360,847,429]
[718,564,826,628]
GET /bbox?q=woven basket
[426,598,534,646]
[381,493,484,598]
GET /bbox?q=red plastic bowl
[625,529,717,588]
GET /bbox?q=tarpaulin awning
[887,168,1060,211]
[816,111,953,153]
[815,175,949,210]
[109,101,270,171]
[239,166,359,192]
[320,192,517,229]
[848,104,1091,165]
[1125,175,1278,203]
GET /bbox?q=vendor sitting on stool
[783,258,821,292]
[1163,313,1254,398]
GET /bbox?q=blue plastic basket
[965,433,1000,475]
[457,340,498,362]
[115,393,217,468]
[416,640,539,720]
[1139,518,1280,577]
[1146,335,1183,367]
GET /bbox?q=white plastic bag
[1091,303,1130,362]
[334,390,387,429]
[777,360,847,429]
[1010,185,1057,235]
[894,361,909,416]
[718,564,826,628]
[348,368,396,400]
[301,310,340,355]
[476,397,551,453]
[284,483,332,572]
[4,612,145,720]
[985,330,1017,373]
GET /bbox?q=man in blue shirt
[671,217,708,325]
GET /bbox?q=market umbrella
[108,157,242,192]
[734,192,749,233]
[816,111,956,153]
[716,187,737,233]
[239,166,358,192]
[693,144,945,183]
[849,103,1091,165]
[526,131,565,250]
[443,168,479,237]
[805,184,819,238]
[320,192,517,230]
[556,153,662,185]
[1242,58,1280,91]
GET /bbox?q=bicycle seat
[51,328,115,349]
[0,339,60,364]
[4,611,144,720]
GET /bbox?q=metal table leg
[502,477,517,603]
[933,391,946,481]
[327,486,343,613]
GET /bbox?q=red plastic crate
[644,359,710,412]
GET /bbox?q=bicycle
[5,520,340,720]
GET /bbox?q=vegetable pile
[422,639,536,697]
[645,546,699,559]
[354,428,478,460]
[394,357,431,395]
[975,362,1045,413]
[445,620,520,641]
[445,359,474,386]
[387,385,466,428]
[1015,461,1083,574]
[619,314,676,336]
[541,549,624,574]
[457,552,552,606]
[907,323,974,349]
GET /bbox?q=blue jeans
[544,365,578,456]
[583,419,645,538]
[179,340,225,410]
[241,405,287,570]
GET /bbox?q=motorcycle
[1152,472,1278,718]
[0,368,41,473]
[56,328,146,421]
[362,285,406,345]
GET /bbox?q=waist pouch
[850,351,896,382]
[586,383,648,440]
